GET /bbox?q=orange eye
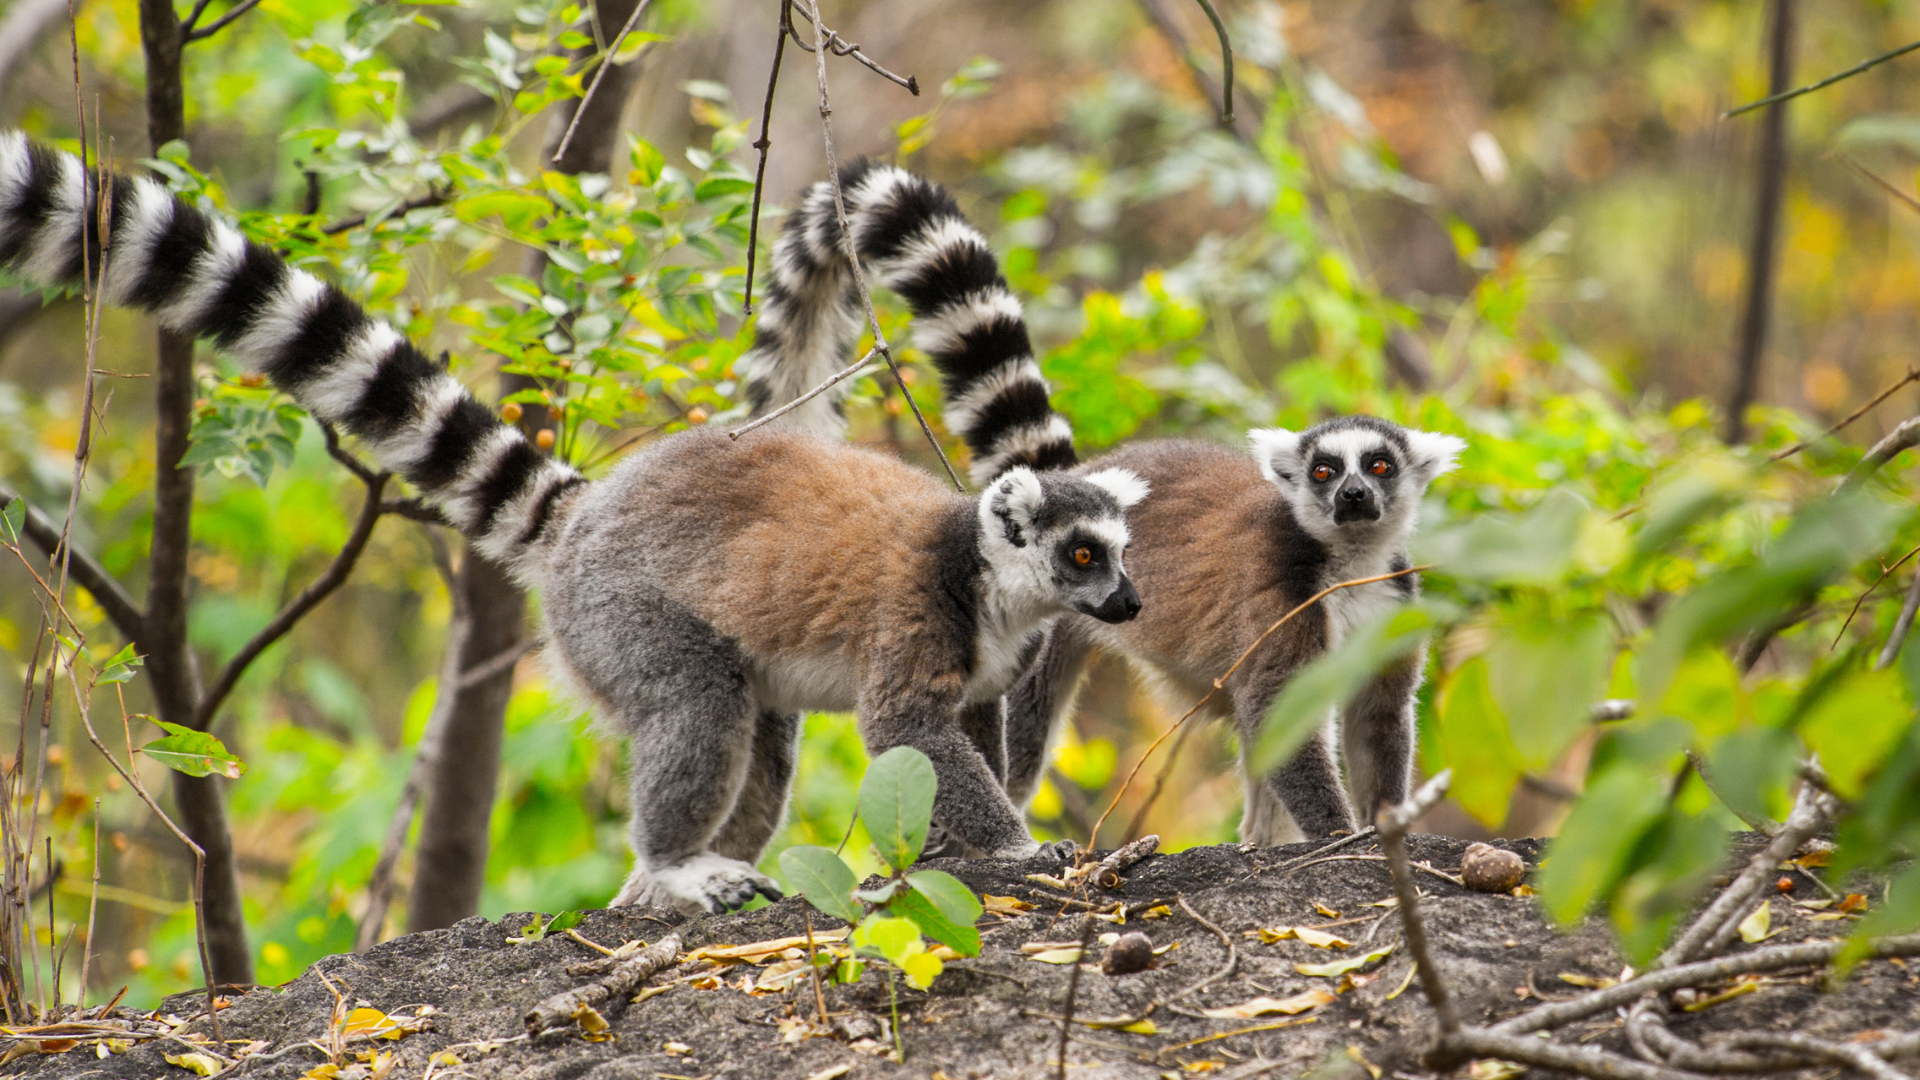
[1370,458,1393,477]
[1073,546,1093,567]
[1311,464,1334,482]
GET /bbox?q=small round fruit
[1461,842,1526,893]
[535,429,556,450]
[501,402,523,424]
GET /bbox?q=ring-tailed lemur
[0,133,1150,914]
[741,159,1464,842]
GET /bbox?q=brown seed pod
[1101,932,1154,976]
[1460,842,1526,893]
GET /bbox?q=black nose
[1339,482,1370,503]
[1086,576,1142,624]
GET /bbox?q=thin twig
[1265,827,1378,875]
[455,637,539,690]
[785,0,918,93]
[1191,0,1234,122]
[803,909,829,1025]
[1876,567,1920,670]
[729,349,879,440]
[1377,771,1458,1035]
[801,0,959,491]
[1054,916,1096,1080]
[181,0,262,43]
[1085,565,1427,847]
[1839,155,1920,217]
[0,487,144,641]
[550,0,655,164]
[741,0,791,316]
[1659,784,1832,969]
[78,800,97,1005]
[195,469,390,727]
[1725,37,1920,118]
[319,190,447,236]
[1831,541,1920,650]
[1770,363,1920,461]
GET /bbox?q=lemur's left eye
[1073,546,1094,567]
[1370,458,1394,477]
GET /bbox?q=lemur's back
[549,427,972,662]
[1077,439,1330,688]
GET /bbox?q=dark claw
[755,880,784,902]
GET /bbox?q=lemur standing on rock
[740,160,1465,845]
[0,133,1150,914]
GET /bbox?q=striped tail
[0,133,582,581]
[737,160,1077,485]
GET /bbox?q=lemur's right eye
[1073,546,1094,566]
[1311,463,1335,482]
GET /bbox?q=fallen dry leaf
[36,1038,78,1054]
[1347,1045,1383,1079]
[688,928,851,965]
[341,1007,417,1041]
[806,1065,854,1080]
[572,1003,612,1042]
[1025,947,1085,965]
[1387,962,1419,1000]
[1839,894,1870,914]
[663,1040,693,1055]
[1298,944,1395,978]
[1314,902,1341,918]
[1468,1059,1526,1080]
[1558,973,1617,990]
[1025,873,1070,889]
[1200,989,1335,1019]
[164,1051,225,1075]
[1140,904,1173,920]
[1183,1061,1224,1073]
[1682,978,1761,1012]
[982,894,1034,914]
[1737,902,1773,943]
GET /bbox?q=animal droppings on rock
[1460,842,1526,893]
[1101,932,1155,975]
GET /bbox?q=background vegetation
[2,0,1919,1012]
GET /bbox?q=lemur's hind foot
[613,853,782,915]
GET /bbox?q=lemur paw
[919,823,965,861]
[613,854,782,915]
[1035,838,1078,865]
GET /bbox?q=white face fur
[1248,418,1465,554]
[978,467,1146,625]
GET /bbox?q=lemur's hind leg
[1231,679,1357,844]
[712,709,802,866]
[1340,648,1423,825]
[553,583,780,914]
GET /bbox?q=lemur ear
[1082,468,1149,510]
[985,466,1045,548]
[1247,428,1303,486]
[1404,430,1467,484]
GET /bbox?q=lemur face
[1248,417,1465,550]
[981,467,1147,624]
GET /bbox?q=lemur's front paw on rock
[918,823,965,861]
[613,854,782,915]
[1035,838,1078,865]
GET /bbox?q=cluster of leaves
[778,748,985,995]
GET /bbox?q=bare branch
[786,0,918,94]
[1725,1033,1911,1080]
[741,1,792,316]
[1446,1027,1709,1080]
[1659,784,1833,969]
[1725,37,1920,118]
[181,0,262,43]
[320,189,447,236]
[549,0,654,164]
[1840,156,1920,217]
[525,934,681,1036]
[729,348,879,440]
[1876,567,1920,670]
[456,637,540,690]
[195,469,390,727]
[0,486,145,641]
[1377,770,1460,1036]
[1771,364,1920,461]
[1839,415,1920,492]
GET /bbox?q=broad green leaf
[1433,657,1525,828]
[1252,602,1441,777]
[778,845,861,924]
[859,746,937,872]
[140,721,245,779]
[630,139,665,186]
[853,915,921,965]
[1608,796,1730,963]
[1412,488,1585,585]
[904,870,983,927]
[894,875,982,956]
[547,910,584,934]
[694,177,754,201]
[1486,612,1612,769]
[1657,648,1744,741]
[1537,762,1671,925]
[1631,459,1746,556]
[1704,725,1799,826]
[97,643,143,684]
[900,949,943,990]
[1799,667,1910,798]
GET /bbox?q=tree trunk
[401,0,649,932]
[1723,0,1794,445]
[136,0,254,987]
[405,554,523,931]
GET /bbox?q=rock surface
[23,835,1919,1079]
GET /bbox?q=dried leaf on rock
[1200,989,1335,1018]
[982,894,1034,914]
[1297,944,1394,977]
[165,1051,226,1075]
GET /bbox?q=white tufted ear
[983,466,1046,547]
[1247,428,1303,487]
[1082,468,1149,510]
[1404,430,1467,484]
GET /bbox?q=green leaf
[895,871,983,956]
[1536,761,1671,925]
[630,139,665,186]
[140,721,245,779]
[778,845,862,924]
[1412,488,1585,585]
[1486,612,1612,768]
[1252,601,1441,776]
[900,949,944,990]
[853,915,921,965]
[96,643,143,685]
[1799,667,1910,798]
[546,910,584,934]
[1432,657,1525,828]
[693,176,755,201]
[1704,725,1799,826]
[859,746,937,872]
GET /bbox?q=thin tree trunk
[135,0,254,987]
[1724,0,1794,445]
[404,553,522,931]
[402,0,648,932]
